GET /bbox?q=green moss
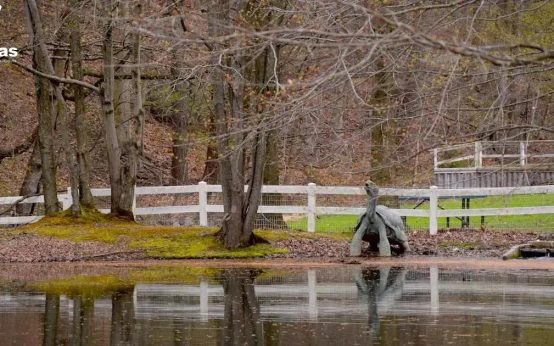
[127,266,220,284]
[34,275,134,298]
[21,214,309,258]
[130,229,288,258]
[32,267,223,297]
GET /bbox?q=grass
[286,194,554,233]
[17,210,347,259]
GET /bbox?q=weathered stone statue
[350,180,410,257]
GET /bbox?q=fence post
[474,141,482,168]
[62,187,72,210]
[307,183,316,233]
[132,185,137,217]
[433,148,438,169]
[429,185,438,235]
[198,181,208,226]
[519,141,526,166]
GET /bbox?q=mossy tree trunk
[101,0,123,216]
[16,140,42,215]
[211,0,285,248]
[24,0,59,215]
[101,0,143,219]
[210,0,262,248]
[170,48,190,185]
[69,0,94,207]
[53,30,81,216]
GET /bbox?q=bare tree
[24,0,59,215]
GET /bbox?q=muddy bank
[1,257,554,284]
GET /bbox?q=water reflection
[110,289,135,346]
[0,266,553,345]
[42,293,59,346]
[354,267,406,338]
[221,269,263,346]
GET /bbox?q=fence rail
[1,182,554,234]
[433,140,554,170]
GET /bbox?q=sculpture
[350,180,410,257]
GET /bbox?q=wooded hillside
[0,0,552,247]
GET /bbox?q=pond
[0,265,553,345]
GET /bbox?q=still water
[0,265,553,345]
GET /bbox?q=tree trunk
[170,50,189,185]
[106,1,142,219]
[258,121,288,229]
[119,2,143,217]
[25,0,60,215]
[69,1,94,207]
[16,140,42,215]
[202,114,219,184]
[101,0,123,216]
[53,31,80,216]
[209,0,282,248]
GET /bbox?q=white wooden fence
[1,182,554,235]
[433,140,554,170]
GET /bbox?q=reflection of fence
[1,183,554,234]
[4,268,554,322]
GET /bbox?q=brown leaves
[0,233,145,263]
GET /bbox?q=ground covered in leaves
[0,213,551,262]
[407,229,550,257]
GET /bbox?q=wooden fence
[2,182,554,235]
[433,140,554,170]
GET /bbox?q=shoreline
[1,256,553,270]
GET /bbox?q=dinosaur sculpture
[350,180,410,257]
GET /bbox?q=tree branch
[10,59,101,93]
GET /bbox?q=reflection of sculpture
[350,180,410,257]
[354,267,407,337]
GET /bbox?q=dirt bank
[0,227,551,263]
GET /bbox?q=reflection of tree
[221,269,264,346]
[42,293,59,346]
[72,296,94,346]
[110,288,135,346]
[354,267,406,338]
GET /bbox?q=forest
[0,0,552,248]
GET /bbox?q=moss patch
[16,213,359,258]
[32,266,222,298]
[34,275,134,298]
